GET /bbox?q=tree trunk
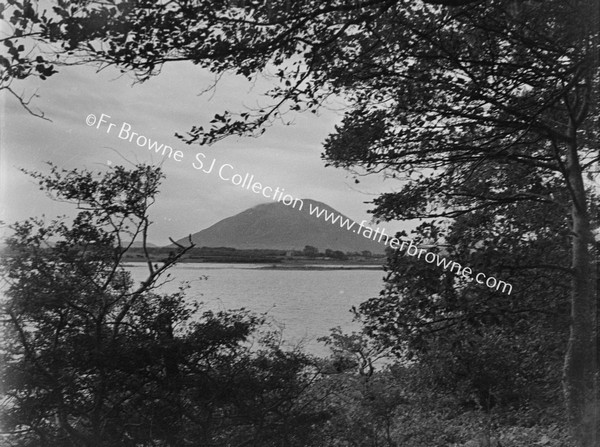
[562,136,598,447]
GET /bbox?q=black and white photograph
[0,1,598,446]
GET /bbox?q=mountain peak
[175,199,384,253]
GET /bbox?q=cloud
[1,62,410,244]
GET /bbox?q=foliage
[0,165,321,447]
[303,245,319,257]
[0,163,579,446]
[358,168,571,418]
[1,1,64,117]
[310,328,575,447]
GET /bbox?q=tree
[0,163,195,445]
[0,164,323,446]
[317,4,599,445]
[325,248,348,260]
[303,245,319,257]
[0,1,74,118]
[359,165,573,414]
[6,1,599,445]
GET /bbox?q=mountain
[174,199,386,253]
[122,241,158,248]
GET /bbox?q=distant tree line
[109,245,380,263]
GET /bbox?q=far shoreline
[123,259,385,270]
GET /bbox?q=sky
[1,61,410,246]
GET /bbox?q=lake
[128,263,386,356]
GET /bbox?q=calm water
[128,263,385,356]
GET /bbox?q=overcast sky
[1,62,410,245]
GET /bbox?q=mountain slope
[174,199,385,253]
